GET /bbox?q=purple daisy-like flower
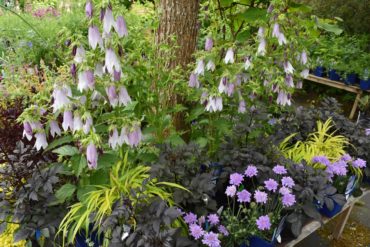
[189,224,204,240]
[237,190,251,203]
[264,178,278,192]
[184,212,197,225]
[207,214,219,226]
[218,225,229,236]
[225,185,237,197]
[352,158,366,168]
[202,232,221,247]
[312,156,331,166]
[281,176,295,188]
[256,215,271,230]
[229,173,244,186]
[330,160,348,176]
[245,165,258,177]
[273,165,287,175]
[279,186,291,195]
[254,190,268,204]
[341,154,352,162]
[282,193,296,207]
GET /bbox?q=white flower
[206,60,215,71]
[277,32,287,45]
[300,69,309,78]
[109,128,120,149]
[73,114,83,133]
[118,86,132,106]
[283,61,294,74]
[257,39,266,56]
[34,132,48,151]
[105,48,121,74]
[74,46,85,64]
[52,85,72,113]
[78,71,95,92]
[88,25,103,50]
[103,8,115,34]
[49,120,61,137]
[224,48,235,64]
[218,77,228,94]
[94,63,104,78]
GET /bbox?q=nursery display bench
[306,74,370,120]
[279,189,370,247]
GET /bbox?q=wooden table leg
[349,92,362,120]
[332,204,354,239]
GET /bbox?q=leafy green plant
[58,151,189,245]
[279,118,349,165]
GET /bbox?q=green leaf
[77,186,96,203]
[167,134,186,146]
[89,169,109,185]
[187,106,204,123]
[40,228,50,238]
[122,101,138,112]
[52,145,79,156]
[237,7,267,23]
[317,19,343,35]
[44,135,73,152]
[219,0,233,7]
[55,183,76,203]
[195,137,208,148]
[97,152,119,170]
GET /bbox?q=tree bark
[156,0,200,135]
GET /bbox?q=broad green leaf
[187,106,204,122]
[167,134,186,146]
[195,137,208,148]
[52,145,79,156]
[122,101,138,112]
[56,183,76,203]
[317,19,343,35]
[237,7,267,23]
[77,186,96,203]
[97,152,119,170]
[44,135,73,152]
[220,0,233,7]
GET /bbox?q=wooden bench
[306,74,370,120]
[279,189,370,246]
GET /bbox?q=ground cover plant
[0,0,369,246]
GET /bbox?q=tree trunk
[156,0,200,135]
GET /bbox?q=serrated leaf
[237,7,267,23]
[44,135,73,152]
[55,183,76,203]
[52,145,79,156]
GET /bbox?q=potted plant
[359,68,370,90]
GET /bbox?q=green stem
[0,4,44,40]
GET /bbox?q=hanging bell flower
[257,39,266,56]
[188,73,200,88]
[103,7,115,34]
[74,46,86,64]
[105,48,121,74]
[23,122,33,141]
[118,86,132,106]
[62,111,74,131]
[86,143,98,169]
[78,70,95,92]
[115,16,128,38]
[205,37,213,51]
[83,116,93,134]
[206,60,215,71]
[238,100,246,113]
[88,25,103,50]
[34,132,48,151]
[224,48,235,64]
[109,128,120,149]
[52,85,72,113]
[50,120,61,137]
[73,114,83,133]
[70,63,76,78]
[106,85,118,107]
[85,1,93,18]
[194,60,205,76]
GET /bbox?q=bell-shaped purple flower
[285,74,294,87]
[103,8,115,34]
[257,39,266,56]
[283,61,294,74]
[86,143,98,169]
[206,60,215,71]
[227,83,235,97]
[218,77,228,94]
[113,69,121,81]
[189,73,200,88]
[109,128,120,149]
[194,59,205,75]
[74,46,85,64]
[257,27,265,38]
[200,91,208,104]
[272,23,280,38]
[73,114,83,133]
[70,63,76,78]
[34,132,48,151]
[215,97,223,111]
[105,48,121,74]
[118,86,132,106]
[23,122,33,140]
[277,90,291,106]
[83,116,93,134]
[78,70,95,92]
[100,8,105,21]
[300,51,308,65]
[277,32,287,45]
[127,125,142,147]
[50,120,61,137]
[106,85,118,107]
[85,1,93,18]
[95,63,104,78]
[205,37,213,51]
[115,16,128,38]
[62,111,74,131]
[244,57,252,70]
[267,4,274,13]
[238,100,246,113]
[296,80,303,89]
[119,127,130,146]
[224,48,234,64]
[88,25,103,50]
[52,85,72,113]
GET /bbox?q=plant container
[248,236,275,247]
[314,66,325,77]
[328,69,341,81]
[360,79,370,90]
[345,73,357,85]
[318,201,343,218]
[75,225,103,247]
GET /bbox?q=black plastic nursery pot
[360,79,370,90]
[314,66,325,77]
[328,69,341,81]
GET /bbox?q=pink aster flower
[225,185,237,197]
[282,193,296,207]
[281,176,295,188]
[237,190,251,203]
[273,165,287,175]
[254,190,268,204]
[202,232,221,247]
[207,214,219,226]
[189,224,204,240]
[279,186,291,195]
[245,165,258,177]
[341,154,352,162]
[264,178,278,192]
[256,215,271,230]
[184,212,197,224]
[229,173,244,186]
